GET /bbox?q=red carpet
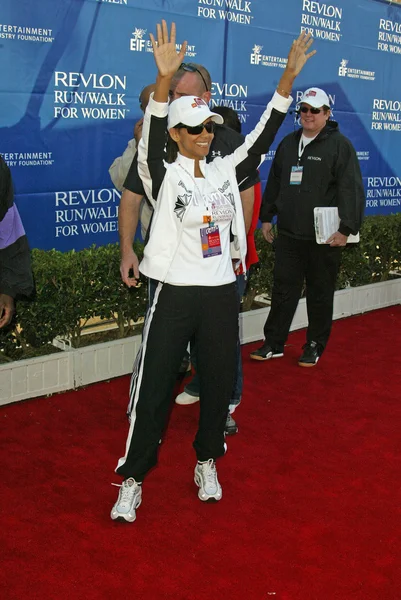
[1,306,401,599]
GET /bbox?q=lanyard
[178,163,206,207]
[297,138,305,166]
[298,134,318,165]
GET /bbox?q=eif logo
[338,59,348,77]
[250,45,262,65]
[130,28,148,52]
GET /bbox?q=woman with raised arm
[111,21,315,523]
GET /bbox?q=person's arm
[238,170,259,194]
[210,126,260,194]
[118,188,142,286]
[240,187,254,234]
[233,95,290,185]
[0,231,33,300]
[150,21,187,102]
[109,138,137,191]
[0,294,14,328]
[137,21,187,204]
[0,231,34,326]
[259,142,283,243]
[133,118,144,147]
[123,153,146,197]
[137,93,168,205]
[326,139,365,247]
[0,158,34,326]
[229,32,315,181]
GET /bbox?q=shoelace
[201,459,217,486]
[111,480,138,506]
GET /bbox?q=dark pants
[117,282,238,482]
[185,273,246,408]
[263,234,342,352]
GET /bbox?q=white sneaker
[175,390,199,405]
[194,459,222,502]
[110,478,142,522]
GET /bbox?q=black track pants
[116,282,238,481]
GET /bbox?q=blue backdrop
[1,0,400,251]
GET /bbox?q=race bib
[200,224,222,258]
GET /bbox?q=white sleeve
[137,94,168,206]
[226,92,292,171]
[108,139,137,191]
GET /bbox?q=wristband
[277,87,291,97]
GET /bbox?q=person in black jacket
[0,157,34,328]
[250,87,365,367]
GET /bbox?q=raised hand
[149,20,187,79]
[286,31,316,76]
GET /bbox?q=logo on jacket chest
[174,179,235,222]
[175,180,193,221]
[174,193,192,221]
[207,180,236,221]
[208,190,235,222]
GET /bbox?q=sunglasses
[298,106,324,115]
[176,121,216,135]
[179,63,209,92]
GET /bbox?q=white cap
[300,87,330,108]
[168,96,224,130]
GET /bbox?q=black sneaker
[298,341,322,367]
[250,342,284,361]
[225,413,238,436]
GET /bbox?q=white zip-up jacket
[137,92,292,283]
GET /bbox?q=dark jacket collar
[294,119,339,143]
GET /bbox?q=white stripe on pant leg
[116,281,163,472]
[127,343,143,415]
[127,285,157,415]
